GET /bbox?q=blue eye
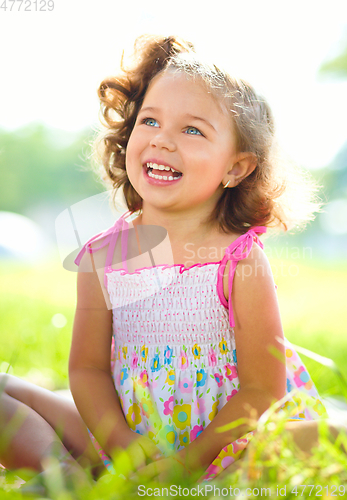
[185,126,202,136]
[143,118,159,127]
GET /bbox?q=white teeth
[147,170,179,181]
[146,162,180,174]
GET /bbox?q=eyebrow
[185,113,216,132]
[139,107,216,132]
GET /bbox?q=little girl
[0,35,337,485]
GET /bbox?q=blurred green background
[1,22,347,401]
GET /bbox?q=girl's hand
[131,453,192,483]
[123,434,162,471]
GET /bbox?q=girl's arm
[69,250,135,455]
[179,243,286,470]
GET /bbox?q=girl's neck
[130,205,242,267]
[133,205,221,247]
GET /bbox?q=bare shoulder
[223,239,273,301]
[76,247,111,311]
[231,240,281,332]
[235,241,273,284]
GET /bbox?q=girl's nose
[149,130,176,151]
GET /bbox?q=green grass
[0,260,76,389]
[1,410,347,499]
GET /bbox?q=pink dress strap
[217,226,267,328]
[74,211,132,287]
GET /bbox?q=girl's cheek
[126,130,140,159]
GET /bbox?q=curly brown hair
[92,34,320,233]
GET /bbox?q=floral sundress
[75,212,326,481]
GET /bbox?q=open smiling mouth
[145,162,183,181]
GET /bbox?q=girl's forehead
[145,70,214,101]
[142,70,231,122]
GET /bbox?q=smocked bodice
[106,263,233,358]
[107,263,236,376]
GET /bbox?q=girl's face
[126,71,240,220]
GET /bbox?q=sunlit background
[0,0,347,399]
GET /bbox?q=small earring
[223,180,231,189]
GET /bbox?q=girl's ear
[222,153,257,188]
